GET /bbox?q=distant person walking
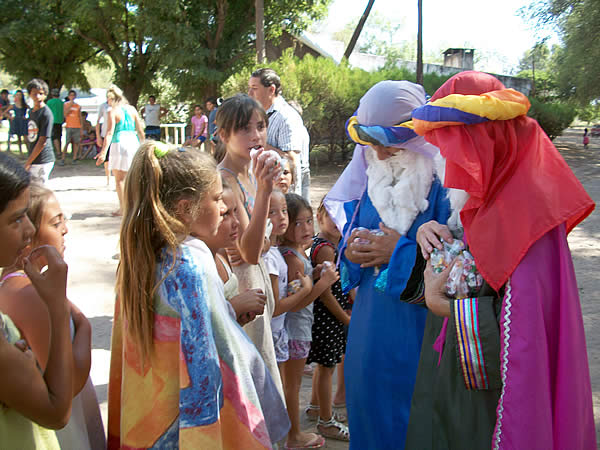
[248,68,311,201]
[46,88,64,157]
[61,90,82,165]
[95,85,144,217]
[583,128,590,149]
[140,95,167,140]
[7,90,28,153]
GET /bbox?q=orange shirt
[64,102,81,128]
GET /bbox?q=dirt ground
[6,125,599,447]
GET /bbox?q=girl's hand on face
[319,264,340,287]
[23,245,68,307]
[416,220,453,260]
[423,258,453,318]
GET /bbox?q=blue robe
[341,178,450,450]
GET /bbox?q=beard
[365,147,434,235]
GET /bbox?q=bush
[527,97,577,140]
[222,50,451,162]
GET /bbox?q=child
[107,141,289,449]
[202,180,268,325]
[263,190,312,367]
[0,184,105,450]
[184,105,208,148]
[0,152,73,448]
[24,79,56,184]
[7,89,29,154]
[280,193,339,449]
[217,94,284,398]
[304,199,351,441]
[276,156,295,194]
[583,128,590,149]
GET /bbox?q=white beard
[432,154,470,232]
[365,148,434,235]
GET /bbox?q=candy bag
[430,239,483,298]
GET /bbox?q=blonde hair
[117,141,218,362]
[107,84,128,107]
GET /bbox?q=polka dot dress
[307,237,350,368]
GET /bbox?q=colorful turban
[325,80,439,233]
[412,71,595,290]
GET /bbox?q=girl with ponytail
[107,141,289,449]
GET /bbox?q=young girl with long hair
[0,184,105,450]
[279,193,338,449]
[107,141,289,449]
[304,199,351,441]
[0,152,72,448]
[7,90,28,153]
[216,94,284,397]
[263,190,312,367]
[202,181,268,325]
[95,84,145,217]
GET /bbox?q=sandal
[304,404,319,422]
[317,415,350,441]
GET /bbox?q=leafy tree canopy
[523,0,600,103]
[0,0,98,91]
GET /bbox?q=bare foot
[286,432,324,449]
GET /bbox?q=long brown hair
[117,141,218,362]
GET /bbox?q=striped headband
[412,88,530,134]
[346,113,418,148]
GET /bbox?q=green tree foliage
[524,0,600,103]
[64,0,330,106]
[0,0,98,91]
[527,97,576,140]
[223,50,450,161]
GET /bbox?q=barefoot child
[263,190,312,367]
[107,142,289,449]
[0,152,72,448]
[0,184,105,450]
[280,193,339,449]
[304,199,351,441]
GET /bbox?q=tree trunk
[343,0,375,60]
[416,0,423,85]
[255,0,265,63]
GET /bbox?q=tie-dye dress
[107,237,290,449]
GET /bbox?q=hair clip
[153,141,170,158]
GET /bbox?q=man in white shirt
[248,68,310,201]
[140,95,168,140]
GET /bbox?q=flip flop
[285,433,325,449]
[332,402,346,408]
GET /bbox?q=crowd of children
[0,73,596,450]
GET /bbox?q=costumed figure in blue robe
[323,81,451,449]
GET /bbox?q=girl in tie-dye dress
[107,142,289,449]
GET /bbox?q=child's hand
[416,220,453,260]
[297,272,313,294]
[312,264,323,280]
[253,149,281,192]
[23,245,68,307]
[225,246,244,266]
[319,263,339,287]
[237,311,257,326]
[230,289,266,316]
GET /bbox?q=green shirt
[46,98,64,123]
